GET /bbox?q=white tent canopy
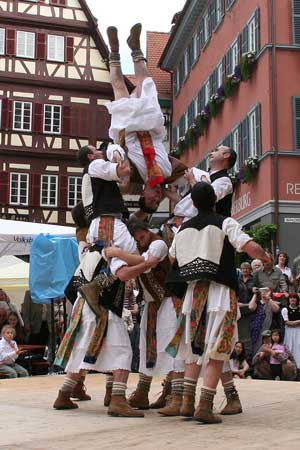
[0,255,29,306]
[0,219,76,257]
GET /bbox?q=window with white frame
[184,111,188,133]
[192,33,198,63]
[248,16,257,53]
[216,0,223,24]
[41,175,58,207]
[249,110,257,157]
[231,40,239,72]
[183,50,189,80]
[10,173,29,205]
[13,101,32,131]
[0,28,5,55]
[68,176,82,208]
[204,79,210,105]
[204,12,210,43]
[43,104,62,134]
[217,61,223,88]
[47,35,65,62]
[232,127,240,170]
[16,31,35,58]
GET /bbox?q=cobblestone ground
[1,374,300,450]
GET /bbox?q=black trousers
[270,363,282,380]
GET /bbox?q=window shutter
[0,171,9,205]
[1,98,13,130]
[199,18,205,50]
[188,42,193,69]
[225,48,232,75]
[33,103,43,133]
[59,175,68,209]
[196,29,201,56]
[173,70,178,96]
[293,96,300,150]
[255,8,260,52]
[199,86,205,111]
[6,29,16,56]
[210,1,217,31]
[30,173,41,207]
[66,37,74,63]
[293,0,300,44]
[210,70,217,94]
[96,106,110,140]
[62,106,72,135]
[241,116,249,161]
[242,25,249,54]
[255,104,262,156]
[36,33,46,60]
[179,59,184,87]
[220,0,225,17]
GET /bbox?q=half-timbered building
[0,0,114,225]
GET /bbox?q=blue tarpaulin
[29,234,79,304]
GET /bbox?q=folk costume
[282,306,300,368]
[128,234,185,411]
[174,169,233,220]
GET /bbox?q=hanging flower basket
[209,93,224,118]
[194,111,209,135]
[185,127,196,148]
[239,156,259,183]
[229,172,240,186]
[177,136,187,154]
[240,52,257,81]
[224,75,239,97]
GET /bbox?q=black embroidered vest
[210,169,233,217]
[287,306,300,321]
[84,172,128,221]
[167,212,238,292]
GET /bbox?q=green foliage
[235,224,277,266]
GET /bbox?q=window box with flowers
[239,155,259,183]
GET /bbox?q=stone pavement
[0,374,300,450]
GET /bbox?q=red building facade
[0,0,114,226]
[160,0,300,259]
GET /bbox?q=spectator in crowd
[237,262,254,358]
[252,329,297,381]
[7,311,25,345]
[276,251,293,291]
[0,325,29,378]
[21,290,51,346]
[0,289,24,326]
[248,287,280,355]
[281,293,300,372]
[292,253,300,293]
[0,305,8,330]
[251,259,263,273]
[229,342,250,379]
[253,255,288,294]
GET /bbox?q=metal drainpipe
[270,0,280,250]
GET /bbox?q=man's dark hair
[77,145,92,167]
[138,196,157,214]
[191,182,217,212]
[128,219,149,236]
[226,148,237,169]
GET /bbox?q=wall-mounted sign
[286,183,300,195]
[284,218,300,223]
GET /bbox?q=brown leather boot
[220,387,242,415]
[127,23,142,51]
[71,381,91,401]
[158,394,182,416]
[149,379,171,409]
[128,386,150,410]
[108,395,145,418]
[106,26,119,53]
[180,394,195,417]
[104,385,112,407]
[194,399,222,424]
[53,390,79,410]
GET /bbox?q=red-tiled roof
[146,31,171,100]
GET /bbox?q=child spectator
[7,311,26,345]
[281,294,300,371]
[229,341,250,378]
[0,325,29,378]
[263,329,287,380]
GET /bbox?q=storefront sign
[286,183,300,195]
[284,218,300,223]
[232,192,251,215]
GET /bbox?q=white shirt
[106,77,172,182]
[174,170,233,220]
[139,240,168,303]
[0,338,18,364]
